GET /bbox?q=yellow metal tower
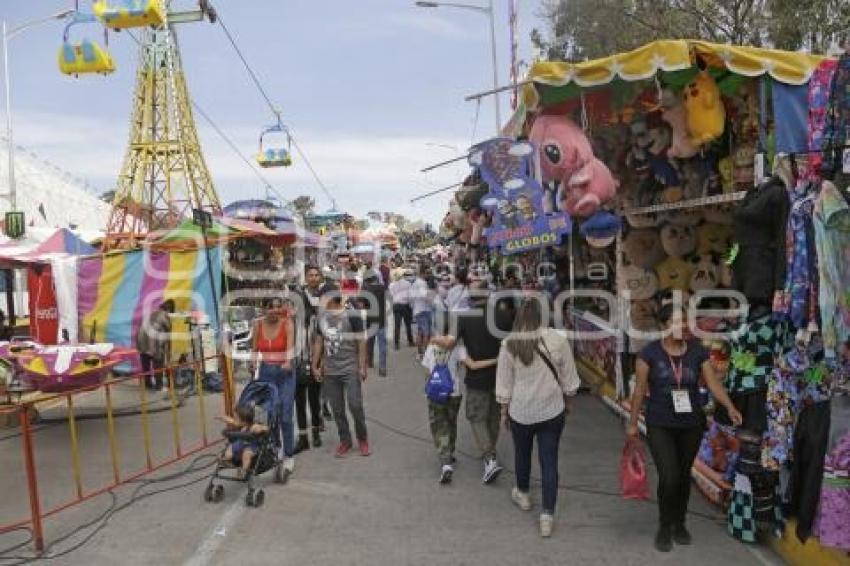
[104,6,220,249]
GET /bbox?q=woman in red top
[253,297,297,476]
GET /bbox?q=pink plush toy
[661,89,698,159]
[530,114,618,217]
[529,114,593,183]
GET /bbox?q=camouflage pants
[428,395,462,465]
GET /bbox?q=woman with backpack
[496,297,580,538]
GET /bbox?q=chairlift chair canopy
[93,0,166,30]
[58,10,115,76]
[256,122,293,168]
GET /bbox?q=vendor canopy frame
[521,39,827,110]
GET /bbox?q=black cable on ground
[0,453,219,564]
[364,414,726,524]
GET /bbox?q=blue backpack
[424,362,454,405]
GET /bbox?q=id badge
[672,390,693,414]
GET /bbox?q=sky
[1,0,546,228]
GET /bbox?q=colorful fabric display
[814,181,850,358]
[806,59,838,179]
[726,314,788,395]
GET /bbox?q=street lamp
[414,0,501,134]
[3,9,74,212]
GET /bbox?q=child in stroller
[204,380,288,508]
[219,403,267,477]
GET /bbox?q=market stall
[440,38,850,559]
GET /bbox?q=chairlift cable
[214,12,337,208]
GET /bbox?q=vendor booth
[440,39,850,561]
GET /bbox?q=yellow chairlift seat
[93,0,166,30]
[256,122,293,168]
[58,12,116,76]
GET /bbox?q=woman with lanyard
[627,304,742,553]
[253,297,297,478]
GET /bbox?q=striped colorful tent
[77,247,222,352]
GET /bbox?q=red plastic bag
[620,438,649,500]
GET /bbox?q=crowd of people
[227,252,723,547]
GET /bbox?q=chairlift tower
[103,2,220,250]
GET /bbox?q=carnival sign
[470,137,571,255]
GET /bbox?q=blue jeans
[367,327,387,371]
[258,363,296,458]
[511,411,565,514]
[414,311,432,338]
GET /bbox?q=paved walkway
[0,344,783,565]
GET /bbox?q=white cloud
[10,111,470,227]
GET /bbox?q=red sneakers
[358,440,371,457]
[335,442,352,458]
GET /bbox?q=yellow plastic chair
[58,13,116,76]
[93,0,165,30]
[256,123,293,168]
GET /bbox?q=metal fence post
[19,406,44,553]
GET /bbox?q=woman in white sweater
[496,298,580,537]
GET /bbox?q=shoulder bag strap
[535,340,560,388]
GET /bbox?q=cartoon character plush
[697,223,733,255]
[626,117,653,177]
[623,196,658,228]
[618,263,659,300]
[679,158,708,201]
[655,256,695,293]
[629,298,659,331]
[580,210,622,248]
[690,255,719,292]
[530,114,619,217]
[718,157,734,193]
[660,223,697,257]
[623,228,666,269]
[683,70,726,145]
[733,145,756,190]
[661,89,699,158]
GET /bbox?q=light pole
[3,10,73,212]
[415,0,501,134]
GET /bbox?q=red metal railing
[0,353,235,554]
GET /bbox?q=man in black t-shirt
[432,282,504,483]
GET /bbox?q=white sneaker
[439,464,453,484]
[539,513,554,538]
[482,458,503,484]
[283,457,295,473]
[511,487,531,511]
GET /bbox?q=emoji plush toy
[530,114,619,217]
[697,223,733,255]
[689,255,719,292]
[683,70,726,146]
[660,223,697,257]
[623,228,666,270]
[618,263,659,300]
[661,89,699,158]
[655,256,694,293]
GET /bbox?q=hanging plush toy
[661,89,699,158]
[618,263,659,300]
[530,114,619,217]
[697,223,734,255]
[683,70,726,146]
[689,254,720,292]
[655,256,694,294]
[623,228,666,269]
[660,223,697,256]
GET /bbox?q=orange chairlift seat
[58,11,116,76]
[256,121,293,168]
[93,0,166,30]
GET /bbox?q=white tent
[0,142,110,233]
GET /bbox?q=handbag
[535,340,569,414]
[620,438,650,500]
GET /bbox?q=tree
[291,195,315,219]
[532,0,850,60]
[99,190,116,204]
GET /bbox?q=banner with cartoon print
[469,137,571,255]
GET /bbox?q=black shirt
[638,340,709,429]
[456,305,501,391]
[361,281,387,328]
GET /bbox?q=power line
[215,12,337,209]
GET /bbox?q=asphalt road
[0,344,783,565]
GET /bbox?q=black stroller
[203,380,288,508]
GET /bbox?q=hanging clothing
[790,400,831,543]
[772,82,809,154]
[725,314,787,396]
[764,367,798,470]
[732,177,790,306]
[819,53,850,180]
[805,59,838,179]
[814,180,850,358]
[773,181,819,330]
[814,395,850,551]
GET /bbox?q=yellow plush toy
[684,70,726,145]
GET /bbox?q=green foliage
[532,0,850,61]
[291,195,315,218]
